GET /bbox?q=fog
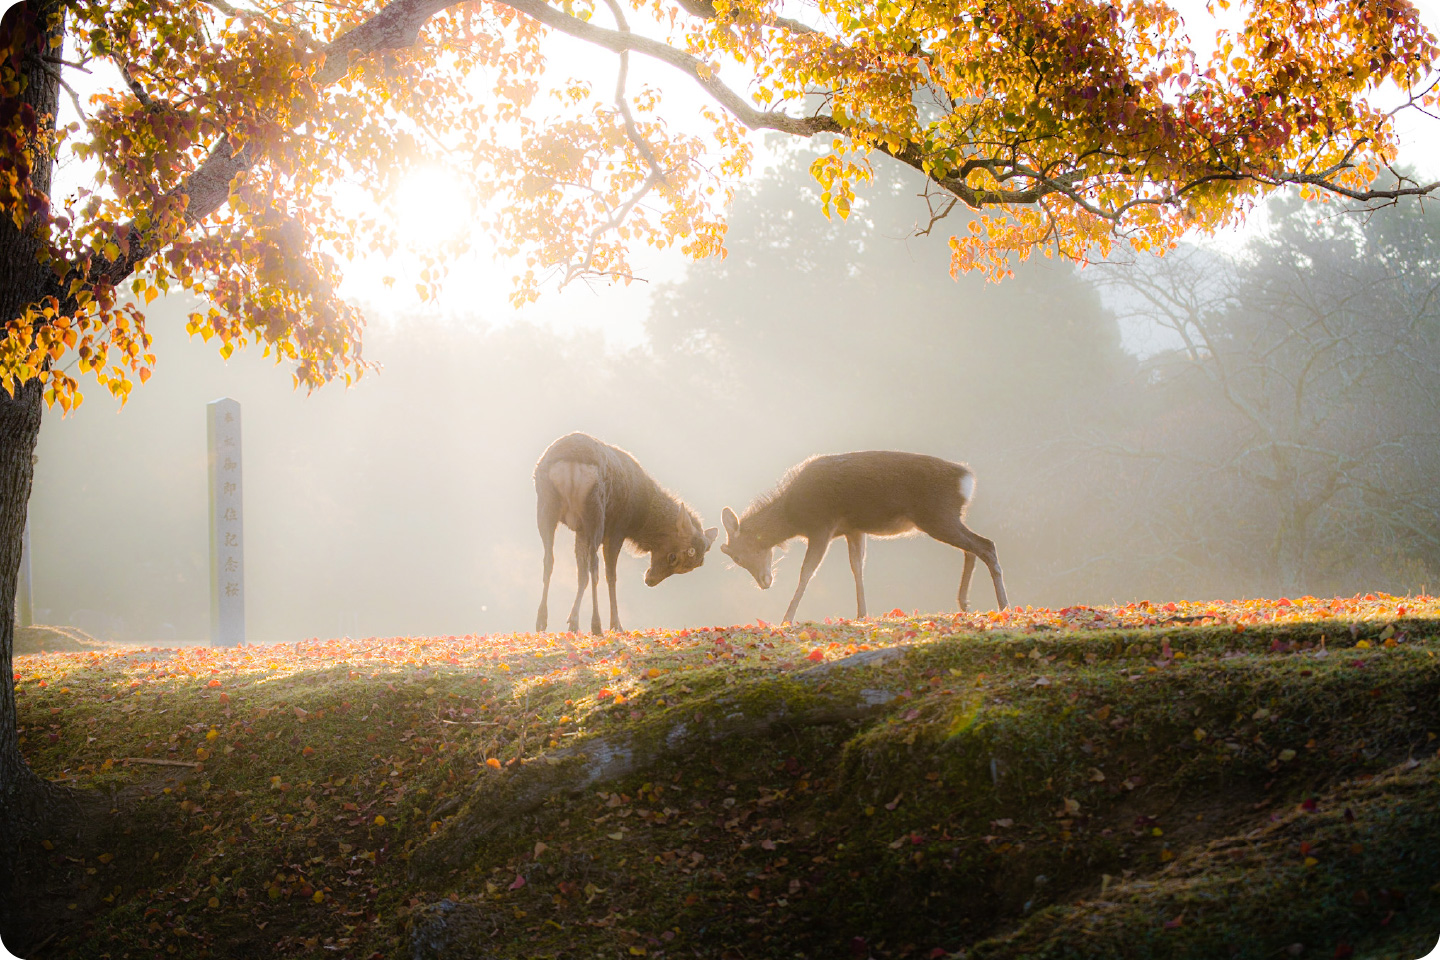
[26,153,1440,643]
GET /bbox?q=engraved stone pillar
[207,398,244,646]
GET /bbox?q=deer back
[758,451,974,538]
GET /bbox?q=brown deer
[719,451,1008,622]
[535,433,717,635]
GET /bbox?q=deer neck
[634,486,688,552]
[740,497,798,548]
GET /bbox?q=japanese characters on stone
[207,398,245,646]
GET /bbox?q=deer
[535,432,718,635]
[719,451,1008,623]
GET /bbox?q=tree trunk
[0,0,73,941]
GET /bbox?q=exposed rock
[409,899,497,960]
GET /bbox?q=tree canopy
[4,0,1440,409]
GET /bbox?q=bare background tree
[1082,188,1440,598]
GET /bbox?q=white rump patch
[549,461,599,529]
[959,473,976,503]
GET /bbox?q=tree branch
[499,0,838,139]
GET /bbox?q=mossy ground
[8,599,1440,959]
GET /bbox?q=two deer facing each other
[534,432,1010,636]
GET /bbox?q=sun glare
[391,166,474,248]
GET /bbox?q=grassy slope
[9,596,1440,960]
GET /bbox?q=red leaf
[508,875,526,891]
[806,649,825,662]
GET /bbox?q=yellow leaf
[374,815,387,826]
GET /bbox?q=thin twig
[121,757,203,769]
[600,0,667,185]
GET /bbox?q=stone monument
[207,398,245,646]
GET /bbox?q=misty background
[25,149,1440,643]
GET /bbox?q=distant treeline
[28,153,1440,642]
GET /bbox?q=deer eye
[667,552,677,564]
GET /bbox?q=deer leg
[588,518,604,636]
[783,536,832,624]
[566,523,593,634]
[536,484,562,632]
[918,517,1008,611]
[846,532,867,620]
[957,551,977,612]
[603,538,624,633]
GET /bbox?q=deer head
[719,506,774,589]
[644,511,718,586]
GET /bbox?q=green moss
[13,618,1440,958]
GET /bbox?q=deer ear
[703,526,718,548]
[722,507,739,537]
